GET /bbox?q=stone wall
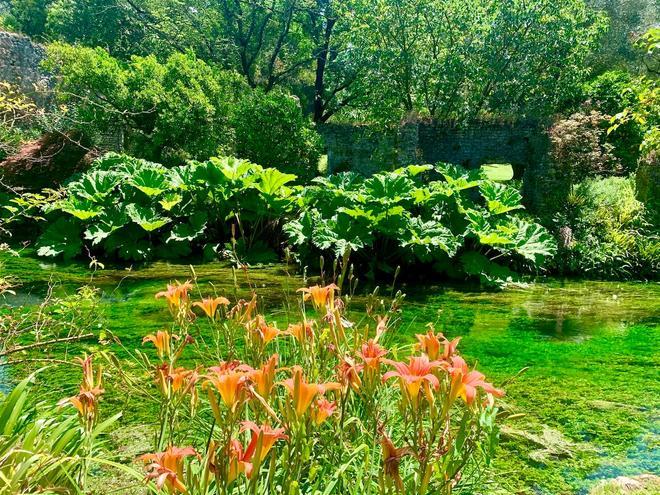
[0,31,50,104]
[320,120,549,178]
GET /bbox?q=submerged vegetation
[0,0,658,494]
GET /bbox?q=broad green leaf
[479,182,523,215]
[393,164,433,177]
[402,217,461,259]
[61,198,103,220]
[129,167,168,197]
[126,204,171,231]
[104,226,152,261]
[68,170,121,202]
[255,168,297,195]
[36,218,82,259]
[83,209,128,245]
[481,163,514,181]
[159,192,182,211]
[167,212,207,242]
[510,217,558,264]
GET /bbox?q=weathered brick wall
[320,120,548,175]
[0,31,50,104]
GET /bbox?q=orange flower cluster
[135,283,504,494]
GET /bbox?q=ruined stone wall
[320,120,548,175]
[0,31,50,104]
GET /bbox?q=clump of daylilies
[80,280,505,494]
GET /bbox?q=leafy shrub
[31,155,555,285]
[548,110,622,182]
[583,71,643,169]
[554,176,659,279]
[284,164,556,286]
[36,153,298,262]
[232,89,322,180]
[0,82,41,160]
[44,44,247,165]
[0,370,120,494]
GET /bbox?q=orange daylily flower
[311,398,337,425]
[156,364,199,398]
[58,388,104,420]
[155,280,193,310]
[383,355,443,401]
[143,330,174,360]
[203,361,254,413]
[227,439,253,485]
[240,421,288,463]
[338,356,363,392]
[229,294,258,324]
[59,355,104,422]
[192,296,230,319]
[381,433,411,492]
[358,339,388,371]
[448,356,504,405]
[249,354,278,400]
[286,321,314,345]
[415,330,444,361]
[139,446,197,494]
[280,366,341,417]
[252,315,283,347]
[416,329,461,362]
[297,284,339,311]
[442,336,461,361]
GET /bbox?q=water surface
[1,254,658,494]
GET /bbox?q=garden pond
[1,252,658,495]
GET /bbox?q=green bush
[583,71,643,170]
[232,89,322,180]
[555,176,659,279]
[284,164,556,286]
[44,44,247,165]
[36,153,299,262]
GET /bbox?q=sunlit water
[1,253,658,494]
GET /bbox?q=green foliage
[37,153,299,262]
[45,0,150,57]
[344,0,606,122]
[232,90,322,179]
[554,176,659,279]
[2,0,50,38]
[0,82,41,160]
[285,163,556,285]
[31,154,555,284]
[0,371,120,494]
[44,44,246,165]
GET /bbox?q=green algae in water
[1,252,658,494]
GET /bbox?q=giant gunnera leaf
[479,182,524,215]
[36,218,83,259]
[61,198,104,220]
[125,204,171,232]
[128,166,168,197]
[68,170,121,203]
[509,217,557,265]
